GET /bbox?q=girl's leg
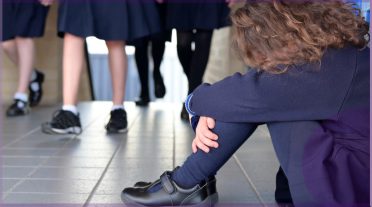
[151,33,166,98]
[106,40,127,106]
[188,29,212,93]
[14,37,35,94]
[176,30,193,85]
[171,121,258,188]
[62,33,85,106]
[134,38,150,101]
[2,40,19,65]
[105,40,128,133]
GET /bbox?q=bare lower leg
[106,41,127,106]
[62,34,85,106]
[15,37,35,94]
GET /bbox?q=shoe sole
[42,123,82,135]
[121,192,214,207]
[106,127,128,134]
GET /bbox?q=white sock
[111,105,124,111]
[14,92,28,102]
[30,70,37,82]
[62,105,79,115]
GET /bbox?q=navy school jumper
[183,46,370,205]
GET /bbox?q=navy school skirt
[166,0,231,31]
[58,0,161,41]
[2,0,49,41]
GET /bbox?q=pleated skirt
[2,0,49,41]
[58,0,161,41]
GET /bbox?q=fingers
[192,139,197,153]
[194,137,210,153]
[199,134,219,148]
[198,125,218,141]
[206,117,216,129]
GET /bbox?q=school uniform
[2,0,49,41]
[166,0,230,31]
[58,0,161,41]
[129,1,171,44]
[185,46,370,205]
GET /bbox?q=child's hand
[192,116,219,153]
[39,0,54,6]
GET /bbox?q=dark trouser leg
[134,38,150,99]
[151,32,167,98]
[151,32,166,79]
[176,30,193,85]
[172,121,258,188]
[275,167,293,204]
[188,29,212,94]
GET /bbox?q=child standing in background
[2,0,50,116]
[42,0,160,134]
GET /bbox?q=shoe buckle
[160,171,175,194]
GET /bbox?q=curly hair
[231,0,369,73]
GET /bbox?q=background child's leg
[176,31,193,92]
[106,40,127,106]
[62,33,85,106]
[14,37,34,94]
[172,121,258,188]
[134,38,150,101]
[188,29,212,94]
[151,33,166,98]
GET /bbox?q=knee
[106,40,125,49]
[2,40,14,52]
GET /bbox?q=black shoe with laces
[6,99,30,117]
[105,109,128,133]
[42,110,82,135]
[29,69,45,107]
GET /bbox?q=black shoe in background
[29,69,45,107]
[154,74,166,98]
[180,103,189,120]
[135,96,150,107]
[42,110,82,135]
[6,99,30,117]
[105,109,128,133]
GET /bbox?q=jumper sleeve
[188,48,360,123]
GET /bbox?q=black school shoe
[135,96,150,107]
[29,69,45,107]
[154,74,166,98]
[180,103,189,121]
[41,110,82,135]
[105,108,128,133]
[133,175,218,203]
[122,171,212,206]
[6,99,30,117]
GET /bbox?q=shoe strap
[160,171,175,194]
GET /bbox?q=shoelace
[52,110,77,127]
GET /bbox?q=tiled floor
[1,102,280,206]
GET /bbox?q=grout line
[2,109,112,200]
[233,154,267,207]
[83,109,141,207]
[1,127,41,149]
